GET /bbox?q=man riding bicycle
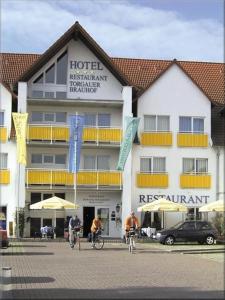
[69,215,81,248]
[124,211,140,245]
[91,215,102,248]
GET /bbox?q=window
[55,155,66,165]
[31,193,41,205]
[31,154,66,166]
[84,114,96,127]
[33,73,43,84]
[45,92,54,98]
[56,51,68,84]
[98,114,110,127]
[97,156,110,170]
[144,115,169,132]
[0,111,4,126]
[31,154,42,164]
[84,155,95,170]
[84,155,110,170]
[45,64,55,83]
[32,91,44,98]
[140,157,166,173]
[179,117,204,133]
[0,153,7,169]
[183,158,208,174]
[31,112,66,123]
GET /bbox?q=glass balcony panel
[0,170,10,184]
[137,173,168,187]
[98,172,121,185]
[141,132,172,146]
[77,172,97,185]
[52,171,74,185]
[98,128,122,143]
[177,133,208,147]
[180,174,211,188]
[82,128,98,142]
[52,127,69,141]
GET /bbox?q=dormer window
[31,50,68,99]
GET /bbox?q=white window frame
[84,113,111,128]
[0,153,8,169]
[179,116,205,133]
[30,112,67,124]
[140,156,166,173]
[144,115,170,132]
[0,111,5,126]
[182,158,208,174]
[83,155,111,170]
[31,154,66,166]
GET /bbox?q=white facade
[0,83,17,236]
[133,64,217,228]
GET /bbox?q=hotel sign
[69,60,108,93]
[139,194,210,204]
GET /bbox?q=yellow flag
[12,113,28,165]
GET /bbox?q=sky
[1,0,224,62]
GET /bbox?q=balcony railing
[141,132,172,146]
[27,125,122,145]
[177,133,208,147]
[180,174,211,188]
[0,169,10,184]
[0,127,7,143]
[26,168,122,189]
[137,173,168,188]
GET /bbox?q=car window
[197,222,212,230]
[179,222,195,230]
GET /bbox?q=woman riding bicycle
[91,215,102,248]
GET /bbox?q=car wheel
[205,235,214,245]
[164,236,175,245]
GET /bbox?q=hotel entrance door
[83,207,95,237]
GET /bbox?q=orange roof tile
[0,53,224,105]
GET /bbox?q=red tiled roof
[0,53,224,105]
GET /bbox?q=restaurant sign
[139,194,210,204]
[69,60,107,93]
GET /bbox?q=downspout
[216,147,220,200]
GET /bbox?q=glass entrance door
[97,208,109,235]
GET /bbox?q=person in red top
[124,211,140,243]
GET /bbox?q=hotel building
[0,22,224,238]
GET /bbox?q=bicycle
[127,227,138,254]
[91,229,104,250]
[69,226,83,251]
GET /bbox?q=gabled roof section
[18,22,131,86]
[135,59,221,104]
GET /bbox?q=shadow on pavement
[10,276,55,284]
[1,252,54,256]
[5,286,224,299]
[9,244,47,248]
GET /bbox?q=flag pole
[74,112,78,213]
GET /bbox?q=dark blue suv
[153,220,218,245]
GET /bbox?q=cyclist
[68,215,81,248]
[124,211,140,245]
[91,215,102,248]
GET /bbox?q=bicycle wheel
[129,237,133,253]
[78,235,81,251]
[94,236,104,250]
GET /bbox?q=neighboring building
[0,22,224,238]
[0,82,17,235]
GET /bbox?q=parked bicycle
[69,226,83,251]
[91,229,104,250]
[127,227,138,254]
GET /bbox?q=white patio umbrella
[199,199,224,212]
[30,196,79,237]
[137,198,188,212]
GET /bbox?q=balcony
[27,125,122,145]
[180,174,211,188]
[177,133,208,147]
[141,132,172,146]
[137,173,168,188]
[0,169,10,184]
[26,169,122,189]
[0,127,7,143]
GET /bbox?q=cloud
[1,0,223,62]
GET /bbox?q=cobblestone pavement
[0,240,224,299]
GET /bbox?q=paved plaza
[0,240,224,299]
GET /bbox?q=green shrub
[212,213,225,236]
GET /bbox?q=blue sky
[1,0,224,62]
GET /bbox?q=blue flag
[116,117,140,171]
[69,115,84,173]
